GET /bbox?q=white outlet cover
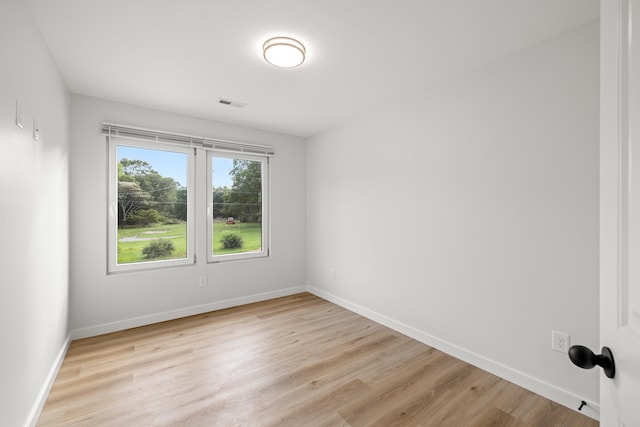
[552,330,570,353]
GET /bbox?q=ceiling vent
[217,98,247,108]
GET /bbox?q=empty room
[2,0,639,425]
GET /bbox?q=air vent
[217,98,247,108]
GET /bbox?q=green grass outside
[212,222,262,256]
[117,221,262,264]
[117,223,187,264]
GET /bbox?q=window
[208,153,269,262]
[105,124,272,273]
[108,139,195,272]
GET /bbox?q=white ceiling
[26,0,598,137]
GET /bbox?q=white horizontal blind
[101,122,275,156]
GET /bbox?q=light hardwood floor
[38,293,597,426]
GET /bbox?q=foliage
[163,217,182,225]
[173,187,188,221]
[117,158,181,226]
[127,209,161,227]
[118,181,152,224]
[220,231,243,249]
[142,239,175,259]
[220,160,262,222]
[120,158,155,176]
[136,171,178,216]
[212,186,227,218]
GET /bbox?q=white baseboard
[33,286,597,424]
[25,334,71,427]
[307,286,599,421]
[71,286,307,340]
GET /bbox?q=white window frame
[108,138,195,273]
[207,151,270,263]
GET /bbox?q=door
[600,0,640,425]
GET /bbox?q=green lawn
[117,221,262,264]
[117,223,187,264]
[212,222,262,256]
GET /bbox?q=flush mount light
[263,37,306,68]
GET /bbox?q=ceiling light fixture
[263,37,306,68]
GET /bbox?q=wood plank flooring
[37,293,598,426]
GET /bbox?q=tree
[118,157,180,225]
[120,158,154,176]
[128,209,161,227]
[118,181,152,224]
[224,160,262,222]
[135,172,179,217]
[174,187,188,221]
[212,186,228,219]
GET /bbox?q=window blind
[101,122,275,156]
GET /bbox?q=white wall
[69,95,306,335]
[0,2,597,423]
[0,0,70,426]
[307,22,600,414]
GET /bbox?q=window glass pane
[212,157,263,256]
[116,145,188,264]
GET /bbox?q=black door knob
[568,345,615,379]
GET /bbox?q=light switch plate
[16,100,24,129]
[33,119,40,141]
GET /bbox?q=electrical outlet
[198,276,208,288]
[330,267,336,280]
[552,330,570,353]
